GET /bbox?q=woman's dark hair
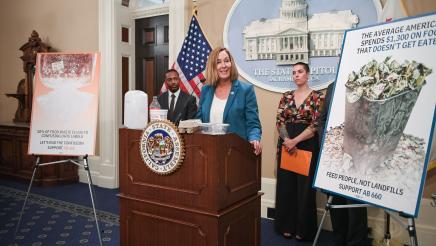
[293,62,309,73]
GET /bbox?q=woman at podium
[274,62,324,240]
[196,47,262,155]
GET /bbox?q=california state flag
[378,0,408,22]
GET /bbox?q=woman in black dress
[274,62,324,240]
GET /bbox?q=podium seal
[140,120,185,175]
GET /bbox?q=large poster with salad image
[314,13,436,216]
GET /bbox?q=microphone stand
[189,78,206,98]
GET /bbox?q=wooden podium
[119,128,262,246]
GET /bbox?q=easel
[14,155,103,246]
[373,212,402,246]
[313,195,419,246]
[431,194,436,207]
[313,195,371,246]
[378,211,418,246]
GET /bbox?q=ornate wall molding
[132,3,169,19]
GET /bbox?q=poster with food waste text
[313,13,436,216]
[29,53,100,156]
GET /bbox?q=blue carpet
[0,179,119,215]
[0,179,335,246]
[0,180,119,246]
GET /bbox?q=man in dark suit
[318,83,369,246]
[158,69,197,125]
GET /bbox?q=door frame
[92,0,188,188]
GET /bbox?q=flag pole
[193,1,198,16]
[160,0,212,100]
[190,3,213,50]
[399,0,409,17]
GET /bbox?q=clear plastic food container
[201,123,229,135]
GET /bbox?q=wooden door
[135,15,169,100]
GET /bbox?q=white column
[169,0,187,65]
[86,0,118,188]
[267,38,271,52]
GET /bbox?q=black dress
[274,90,324,240]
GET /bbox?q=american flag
[160,14,212,102]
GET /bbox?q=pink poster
[29,53,100,156]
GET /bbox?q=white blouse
[209,94,227,123]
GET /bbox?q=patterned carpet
[0,182,119,246]
[0,179,335,246]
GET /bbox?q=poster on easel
[313,13,436,217]
[28,52,100,156]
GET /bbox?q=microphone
[189,77,206,97]
[174,112,183,126]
